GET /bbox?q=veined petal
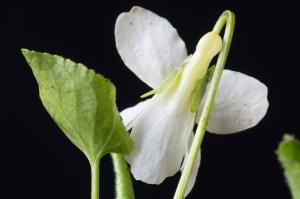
[125,91,195,184]
[181,132,201,197]
[120,99,151,131]
[197,70,269,134]
[115,6,187,88]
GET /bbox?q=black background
[1,1,299,198]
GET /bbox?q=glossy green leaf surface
[22,49,133,161]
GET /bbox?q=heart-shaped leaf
[22,49,133,161]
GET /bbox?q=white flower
[115,6,268,196]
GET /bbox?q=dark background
[1,1,299,198]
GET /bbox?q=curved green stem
[111,153,135,199]
[173,10,235,199]
[90,158,100,199]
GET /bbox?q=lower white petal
[198,69,269,134]
[125,91,195,184]
[120,99,151,131]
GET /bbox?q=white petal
[125,91,195,184]
[115,6,187,88]
[120,99,151,131]
[197,70,269,134]
[180,132,201,197]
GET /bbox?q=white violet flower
[115,6,268,196]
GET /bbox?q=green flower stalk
[174,10,235,198]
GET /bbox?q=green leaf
[22,49,133,161]
[141,55,192,98]
[277,134,300,199]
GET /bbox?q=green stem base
[90,159,100,199]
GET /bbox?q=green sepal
[141,55,192,98]
[207,65,216,81]
[190,65,215,113]
[22,49,133,161]
[277,134,300,199]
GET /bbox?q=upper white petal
[120,99,151,131]
[197,70,269,134]
[180,132,201,197]
[125,91,195,184]
[115,6,187,88]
